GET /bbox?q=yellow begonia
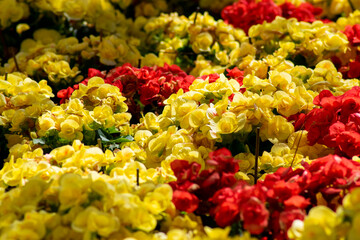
[0,0,29,29]
[72,206,120,236]
[59,116,83,141]
[288,206,338,240]
[260,115,294,144]
[59,173,91,210]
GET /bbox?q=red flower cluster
[221,0,322,33]
[57,63,195,106]
[280,2,322,23]
[170,145,360,238]
[331,55,360,80]
[294,87,360,158]
[209,154,360,238]
[169,148,240,213]
[343,24,360,46]
[331,25,360,79]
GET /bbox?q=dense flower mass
[221,0,323,33]
[293,86,360,158]
[1,0,360,239]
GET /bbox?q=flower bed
[0,0,360,239]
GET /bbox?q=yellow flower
[182,108,207,129]
[9,109,26,132]
[33,28,62,45]
[91,105,115,128]
[347,212,360,240]
[134,130,153,147]
[204,226,231,239]
[148,133,168,156]
[37,113,57,137]
[301,206,337,240]
[143,184,172,215]
[343,188,360,214]
[45,61,80,83]
[67,98,84,114]
[0,215,46,240]
[61,0,88,20]
[59,173,91,210]
[50,145,75,163]
[192,32,213,54]
[59,117,83,141]
[260,115,294,143]
[0,0,29,29]
[16,23,30,34]
[5,134,23,148]
[72,206,120,237]
[273,91,299,117]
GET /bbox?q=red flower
[343,24,360,46]
[222,0,321,33]
[207,148,239,173]
[209,187,238,205]
[213,201,240,227]
[87,68,106,78]
[170,160,201,182]
[283,195,310,209]
[172,190,199,213]
[198,73,220,83]
[336,131,360,158]
[240,197,269,235]
[267,180,301,202]
[220,172,238,188]
[227,67,245,85]
[57,87,74,103]
[348,60,360,79]
[197,170,221,199]
[280,2,322,22]
[279,209,305,231]
[222,0,281,33]
[139,80,160,105]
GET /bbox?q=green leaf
[97,129,110,142]
[89,121,102,130]
[98,128,134,144]
[83,128,96,145]
[107,126,120,134]
[158,148,164,157]
[109,135,134,143]
[33,138,46,145]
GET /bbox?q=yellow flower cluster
[35,77,131,146]
[336,10,360,29]
[142,12,249,75]
[0,172,173,238]
[114,57,360,177]
[3,28,142,83]
[0,0,29,29]
[124,123,214,176]
[249,17,349,67]
[288,187,360,240]
[259,130,332,172]
[0,0,133,32]
[0,73,54,146]
[1,139,173,187]
[307,0,359,19]
[0,138,259,240]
